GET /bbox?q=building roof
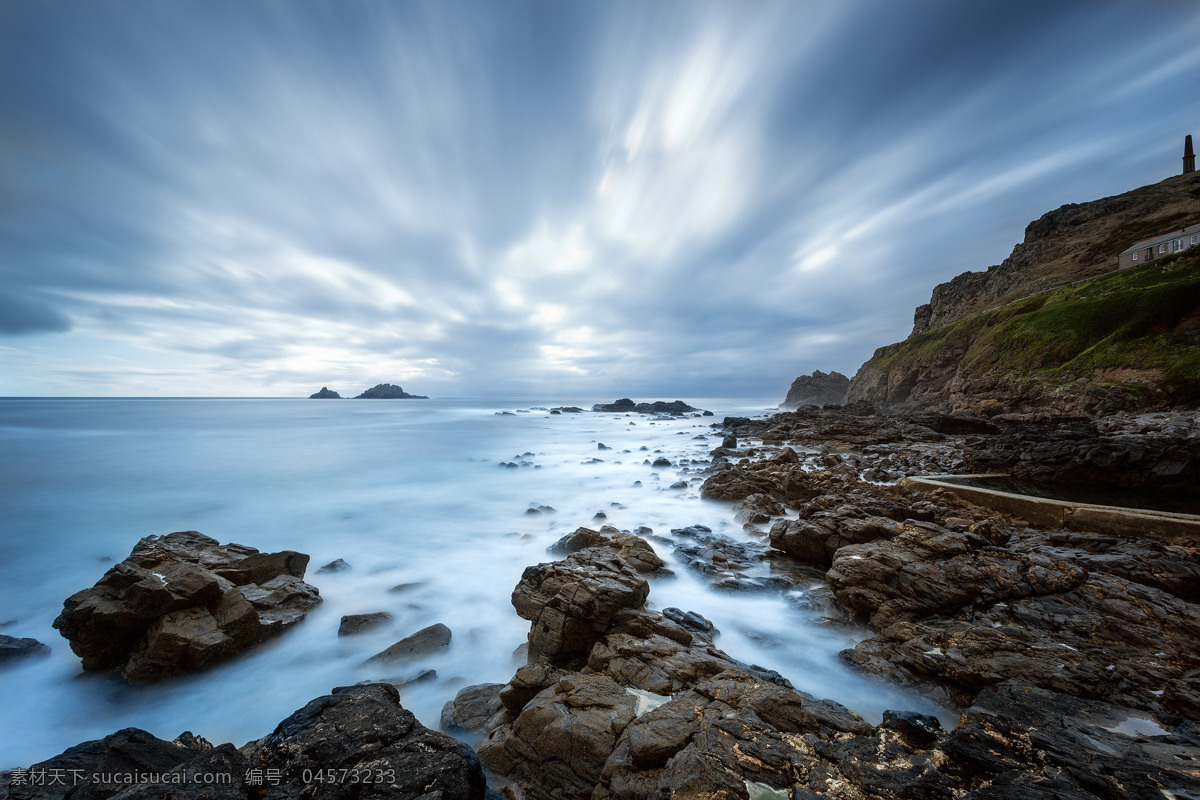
[1119,222,1200,255]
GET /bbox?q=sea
[0,397,947,768]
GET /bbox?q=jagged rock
[307,387,341,399]
[548,528,668,574]
[353,384,428,399]
[338,612,392,637]
[440,683,507,739]
[363,623,452,665]
[825,525,1086,628]
[52,532,320,683]
[769,512,907,567]
[512,549,649,665]
[108,744,250,799]
[479,673,638,799]
[0,635,50,664]
[781,370,850,408]
[941,683,1200,799]
[317,558,351,573]
[249,683,486,800]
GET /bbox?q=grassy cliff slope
[848,249,1200,413]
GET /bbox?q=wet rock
[52,532,320,683]
[338,612,393,636]
[734,492,786,524]
[661,608,718,639]
[942,683,1200,799]
[317,558,351,573]
[512,549,649,665]
[0,635,50,664]
[363,623,452,665]
[548,527,668,575]
[479,673,638,799]
[651,457,671,467]
[440,683,507,738]
[249,683,485,800]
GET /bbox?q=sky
[2,0,1199,399]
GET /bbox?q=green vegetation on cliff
[862,250,1200,406]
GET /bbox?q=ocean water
[0,397,946,768]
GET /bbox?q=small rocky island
[592,398,706,414]
[308,386,342,398]
[355,383,429,399]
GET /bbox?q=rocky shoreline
[4,405,1198,799]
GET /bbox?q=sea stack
[308,387,342,398]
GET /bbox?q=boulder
[53,532,320,683]
[363,623,452,665]
[338,612,393,637]
[549,527,668,575]
[440,683,507,738]
[248,683,486,800]
[511,549,649,665]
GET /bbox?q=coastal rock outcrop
[781,370,850,408]
[307,387,341,398]
[548,527,668,575]
[354,384,428,399]
[53,531,321,683]
[0,684,486,800]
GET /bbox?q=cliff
[847,249,1200,413]
[780,370,849,408]
[911,172,1200,336]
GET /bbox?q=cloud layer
[3,0,1199,397]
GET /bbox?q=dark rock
[338,612,393,637]
[316,557,351,573]
[363,623,452,665]
[880,709,944,748]
[353,384,428,399]
[661,608,718,639]
[592,399,702,414]
[651,457,671,467]
[108,743,250,799]
[781,370,850,409]
[669,480,688,489]
[249,683,486,800]
[307,387,342,399]
[0,635,50,664]
[52,532,320,683]
[0,728,195,800]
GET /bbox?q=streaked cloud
[2,0,1198,397]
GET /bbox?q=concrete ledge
[901,474,1200,545]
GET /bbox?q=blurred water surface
[0,397,946,767]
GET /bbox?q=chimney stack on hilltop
[1186,134,1196,175]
